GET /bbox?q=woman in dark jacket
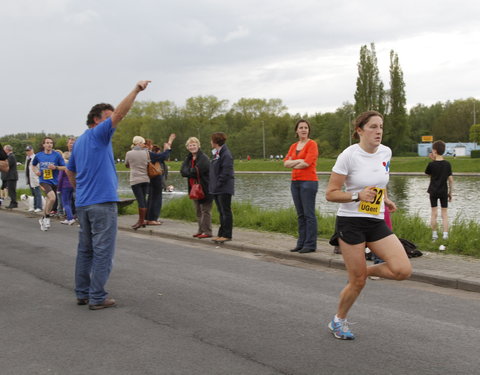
[180,137,213,238]
[209,132,234,243]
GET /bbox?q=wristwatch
[351,192,360,202]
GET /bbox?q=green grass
[126,157,479,173]
[149,196,480,258]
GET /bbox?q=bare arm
[65,169,76,189]
[383,189,397,213]
[325,172,377,203]
[110,80,151,127]
[448,175,454,201]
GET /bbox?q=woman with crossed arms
[325,110,412,340]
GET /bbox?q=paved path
[115,215,480,294]
[3,201,480,293]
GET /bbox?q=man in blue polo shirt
[66,80,151,310]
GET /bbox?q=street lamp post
[262,121,266,160]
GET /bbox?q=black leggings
[131,182,149,208]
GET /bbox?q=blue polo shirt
[67,117,118,207]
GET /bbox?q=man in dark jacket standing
[209,132,234,243]
[2,145,18,208]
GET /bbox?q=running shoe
[44,217,51,228]
[39,218,48,231]
[34,208,42,213]
[328,317,355,340]
[61,219,76,225]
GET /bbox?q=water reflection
[14,172,474,224]
[116,172,478,224]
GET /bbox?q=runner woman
[325,110,412,340]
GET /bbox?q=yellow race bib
[43,169,53,180]
[358,188,385,215]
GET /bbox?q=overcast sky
[1,0,479,138]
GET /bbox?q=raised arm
[111,80,151,127]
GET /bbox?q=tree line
[2,43,479,162]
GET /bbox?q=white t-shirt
[332,143,391,219]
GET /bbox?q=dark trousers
[146,177,163,221]
[7,180,17,205]
[131,182,149,208]
[214,194,233,238]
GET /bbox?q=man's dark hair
[211,132,227,146]
[86,103,115,126]
[432,140,446,155]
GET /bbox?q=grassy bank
[117,156,479,173]
[123,195,480,258]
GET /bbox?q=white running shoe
[28,208,34,212]
[61,219,76,225]
[34,208,42,213]
[39,218,48,231]
[44,217,51,228]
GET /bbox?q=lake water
[116,172,478,224]
[15,172,476,223]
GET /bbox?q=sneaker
[28,208,35,212]
[34,208,42,213]
[328,317,355,340]
[39,218,48,231]
[44,217,51,228]
[61,219,76,225]
[89,298,116,310]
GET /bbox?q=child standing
[425,140,453,240]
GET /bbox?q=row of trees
[2,43,479,162]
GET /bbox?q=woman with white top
[325,110,412,340]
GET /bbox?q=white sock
[443,232,448,238]
[334,315,345,323]
[432,231,438,237]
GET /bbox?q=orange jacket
[284,139,318,181]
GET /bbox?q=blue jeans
[75,203,118,304]
[291,180,318,250]
[30,186,43,210]
[131,182,149,208]
[60,187,74,220]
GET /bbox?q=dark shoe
[213,237,231,243]
[77,298,88,306]
[298,248,316,254]
[131,222,146,230]
[290,247,302,252]
[197,234,212,238]
[6,204,18,209]
[89,298,116,310]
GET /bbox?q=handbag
[147,152,163,178]
[189,167,205,200]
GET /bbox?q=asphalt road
[1,210,479,375]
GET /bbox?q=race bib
[43,169,53,180]
[358,188,385,215]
